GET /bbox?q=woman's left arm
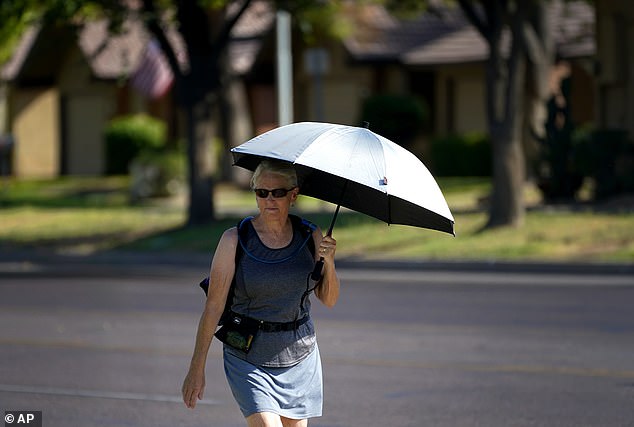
[313,228,340,307]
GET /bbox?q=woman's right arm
[182,227,237,409]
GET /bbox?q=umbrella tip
[362,121,370,129]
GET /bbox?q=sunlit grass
[327,210,634,262]
[0,206,184,253]
[1,176,632,262]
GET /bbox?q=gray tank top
[225,218,317,367]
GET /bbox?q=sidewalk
[1,248,632,278]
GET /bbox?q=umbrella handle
[310,259,324,281]
[310,179,347,282]
[310,202,341,281]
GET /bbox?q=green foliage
[291,0,352,45]
[0,0,125,25]
[0,2,35,65]
[359,94,428,147]
[197,0,228,9]
[0,0,128,64]
[104,114,167,175]
[383,0,431,18]
[430,132,492,177]
[574,128,634,200]
[130,149,186,200]
[3,177,634,262]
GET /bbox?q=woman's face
[254,171,298,219]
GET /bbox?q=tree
[381,0,557,228]
[1,0,242,225]
[1,0,345,226]
[137,0,254,225]
[3,0,557,229]
[457,0,555,228]
[120,0,348,225]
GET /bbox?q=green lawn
[1,176,632,262]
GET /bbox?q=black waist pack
[214,312,311,353]
[214,312,261,353]
[205,215,318,353]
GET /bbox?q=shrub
[359,94,428,147]
[104,114,167,175]
[574,128,633,200]
[129,149,186,200]
[429,132,491,176]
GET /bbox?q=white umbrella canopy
[231,121,455,236]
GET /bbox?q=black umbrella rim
[231,152,455,236]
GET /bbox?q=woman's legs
[281,416,308,427]
[246,412,282,427]
[246,412,308,427]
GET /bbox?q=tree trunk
[523,1,555,182]
[488,124,526,228]
[174,1,228,226]
[485,21,527,229]
[185,100,215,225]
[457,0,556,229]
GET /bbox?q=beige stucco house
[1,1,598,179]
[326,1,596,135]
[0,4,268,178]
[0,21,173,177]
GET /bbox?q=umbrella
[231,121,454,278]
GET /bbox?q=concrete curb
[1,249,632,277]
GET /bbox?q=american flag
[130,39,174,99]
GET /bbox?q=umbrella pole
[311,180,347,281]
[327,178,348,235]
[326,203,341,237]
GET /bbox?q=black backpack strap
[198,277,210,295]
[199,216,251,324]
[289,214,317,259]
[198,215,317,323]
[199,216,252,294]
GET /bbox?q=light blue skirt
[224,345,323,419]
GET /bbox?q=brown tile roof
[346,1,595,65]
[2,1,594,81]
[0,26,39,81]
[228,0,275,74]
[552,0,595,58]
[1,0,274,82]
[79,18,149,79]
[403,25,491,66]
[346,7,449,61]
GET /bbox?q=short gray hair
[250,159,298,189]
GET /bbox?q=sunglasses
[254,187,295,198]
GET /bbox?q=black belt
[230,312,310,332]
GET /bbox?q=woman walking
[182,159,340,426]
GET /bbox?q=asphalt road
[1,261,633,427]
